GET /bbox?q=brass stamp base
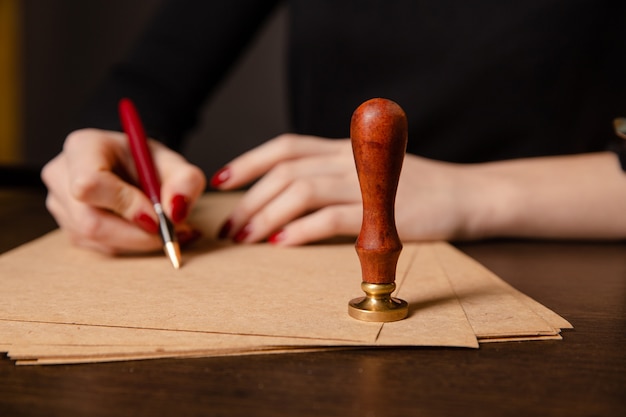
[348,282,409,322]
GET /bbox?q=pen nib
[165,241,182,269]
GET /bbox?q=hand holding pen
[40,108,205,258]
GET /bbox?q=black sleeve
[74,0,281,150]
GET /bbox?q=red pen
[118,98,181,269]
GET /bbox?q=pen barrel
[351,98,407,285]
[119,98,162,204]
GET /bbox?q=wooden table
[1,188,624,417]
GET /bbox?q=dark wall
[20,0,288,178]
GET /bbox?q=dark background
[19,0,289,178]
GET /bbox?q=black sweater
[77,0,626,163]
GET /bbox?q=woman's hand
[211,134,626,245]
[210,134,487,245]
[41,128,206,254]
[210,135,361,245]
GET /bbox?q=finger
[50,187,201,255]
[224,153,354,235]
[269,204,362,246]
[47,194,163,255]
[68,169,157,229]
[232,175,360,243]
[212,135,349,190]
[63,129,132,177]
[63,129,156,225]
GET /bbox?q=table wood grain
[1,188,624,417]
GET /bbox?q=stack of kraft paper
[0,193,571,365]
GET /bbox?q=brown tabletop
[0,188,624,417]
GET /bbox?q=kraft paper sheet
[0,193,571,365]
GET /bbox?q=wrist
[459,162,522,240]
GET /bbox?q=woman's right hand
[41,128,206,255]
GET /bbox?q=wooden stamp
[348,98,409,322]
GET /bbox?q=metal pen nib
[164,241,181,269]
[155,203,181,269]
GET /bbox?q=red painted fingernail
[210,166,231,188]
[134,212,159,234]
[233,223,252,243]
[171,194,189,223]
[217,218,233,239]
[268,229,286,244]
[176,228,203,246]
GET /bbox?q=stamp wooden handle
[351,98,408,285]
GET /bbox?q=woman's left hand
[209,133,483,245]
